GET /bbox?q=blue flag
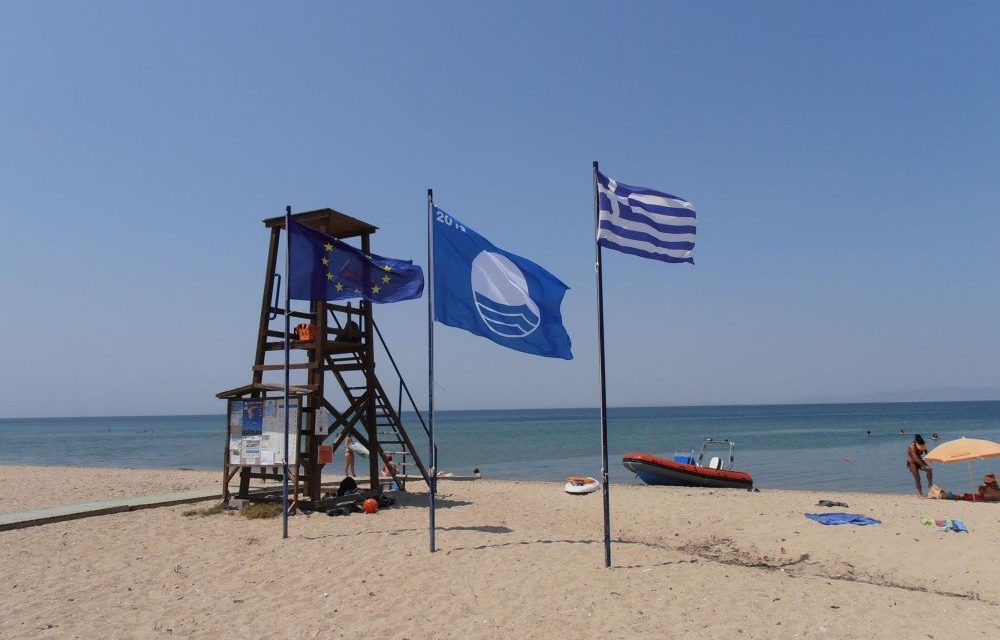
[288,218,424,303]
[432,207,572,360]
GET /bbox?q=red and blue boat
[623,439,753,489]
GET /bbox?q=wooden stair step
[325,363,366,372]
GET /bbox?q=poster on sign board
[226,397,299,467]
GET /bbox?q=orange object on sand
[363,498,378,514]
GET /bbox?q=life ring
[564,476,600,495]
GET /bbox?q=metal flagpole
[282,205,291,540]
[593,161,611,567]
[426,188,437,553]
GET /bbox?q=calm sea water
[2,402,999,494]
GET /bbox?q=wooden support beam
[252,362,318,372]
[253,227,281,385]
[268,307,315,320]
[263,340,362,353]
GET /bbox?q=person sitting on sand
[381,454,397,478]
[979,473,1000,502]
[322,476,363,500]
[336,476,362,497]
[906,434,933,497]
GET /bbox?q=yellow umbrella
[924,437,1000,463]
[924,437,1000,498]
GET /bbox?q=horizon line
[4,396,1000,422]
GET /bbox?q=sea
[2,401,1000,495]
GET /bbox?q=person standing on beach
[344,433,356,477]
[906,434,933,497]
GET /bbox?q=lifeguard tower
[217,208,432,511]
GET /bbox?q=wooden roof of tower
[216,383,315,399]
[263,208,378,240]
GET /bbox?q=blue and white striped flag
[596,170,696,264]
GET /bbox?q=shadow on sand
[390,492,473,510]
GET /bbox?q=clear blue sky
[2,1,998,418]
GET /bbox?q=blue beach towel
[805,512,881,526]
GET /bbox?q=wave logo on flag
[597,170,696,264]
[471,252,540,337]
[433,207,572,359]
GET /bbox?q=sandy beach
[2,465,999,639]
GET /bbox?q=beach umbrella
[924,437,1000,463]
[924,437,1000,497]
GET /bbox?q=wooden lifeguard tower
[217,208,432,511]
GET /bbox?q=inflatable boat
[564,476,600,495]
[623,439,753,489]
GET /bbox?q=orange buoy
[363,498,378,514]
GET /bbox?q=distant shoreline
[4,397,1000,421]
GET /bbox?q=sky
[1,1,998,418]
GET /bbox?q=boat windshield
[697,439,736,469]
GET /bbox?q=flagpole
[282,205,291,540]
[426,188,437,553]
[593,161,611,568]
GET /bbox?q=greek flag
[596,170,696,264]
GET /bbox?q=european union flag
[288,218,424,303]
[433,207,572,360]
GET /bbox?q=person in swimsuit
[906,434,933,497]
[381,453,398,478]
[979,473,1000,501]
[344,433,356,477]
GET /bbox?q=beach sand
[0,465,222,514]
[2,466,1000,639]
